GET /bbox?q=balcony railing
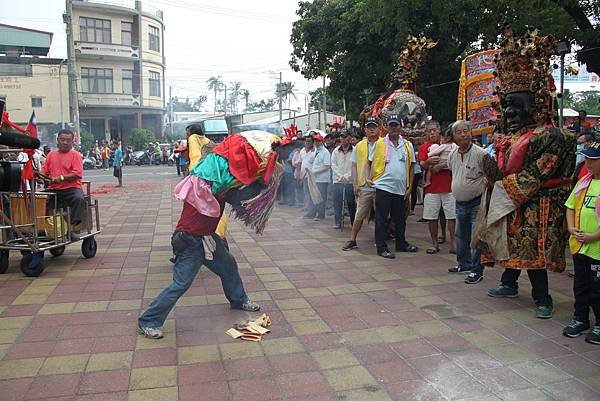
[74,41,139,59]
[78,92,141,107]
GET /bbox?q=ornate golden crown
[494,26,558,123]
[391,35,437,93]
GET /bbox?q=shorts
[423,192,456,220]
[354,189,375,221]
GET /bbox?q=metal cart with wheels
[0,179,101,277]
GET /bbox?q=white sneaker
[137,325,164,339]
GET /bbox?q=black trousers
[375,189,407,253]
[573,253,600,323]
[52,187,86,225]
[501,268,552,307]
[411,172,422,210]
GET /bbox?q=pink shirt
[41,149,83,190]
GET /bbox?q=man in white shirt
[300,135,315,215]
[305,133,331,221]
[342,117,380,251]
[331,130,355,229]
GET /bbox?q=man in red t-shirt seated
[41,129,86,240]
[418,121,456,254]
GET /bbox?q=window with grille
[31,98,42,107]
[149,71,160,97]
[79,17,111,43]
[122,70,133,94]
[148,25,160,52]
[121,22,132,46]
[81,68,113,93]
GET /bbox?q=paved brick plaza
[1,177,599,401]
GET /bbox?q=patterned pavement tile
[0,178,598,400]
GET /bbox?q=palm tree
[281,82,297,109]
[229,81,242,113]
[240,89,250,111]
[206,76,222,114]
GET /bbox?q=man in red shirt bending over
[41,129,86,240]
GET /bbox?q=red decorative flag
[22,111,37,180]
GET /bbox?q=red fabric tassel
[212,135,261,185]
[263,152,278,184]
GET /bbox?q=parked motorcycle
[131,150,161,166]
[83,152,101,170]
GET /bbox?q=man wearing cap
[306,133,331,221]
[342,117,380,250]
[564,140,600,343]
[365,114,418,258]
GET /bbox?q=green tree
[229,81,242,113]
[80,128,94,154]
[206,76,223,114]
[309,87,345,115]
[290,0,599,122]
[240,89,251,111]
[245,98,277,112]
[564,90,600,115]
[131,128,156,151]
[279,82,297,109]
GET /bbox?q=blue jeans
[138,232,248,328]
[455,196,484,274]
[333,183,356,226]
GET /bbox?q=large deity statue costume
[478,27,576,318]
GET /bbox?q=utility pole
[306,95,310,130]
[65,0,80,140]
[278,72,283,128]
[342,96,347,128]
[322,76,326,130]
[58,59,66,129]
[224,84,227,117]
[169,85,174,138]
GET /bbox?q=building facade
[72,0,166,144]
[0,23,69,145]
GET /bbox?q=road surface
[83,164,180,184]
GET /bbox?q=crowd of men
[279,117,480,267]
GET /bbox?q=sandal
[449,249,456,254]
[426,247,440,254]
[437,236,446,244]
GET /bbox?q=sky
[0,0,596,114]
[0,0,321,112]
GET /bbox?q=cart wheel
[82,237,97,258]
[49,246,65,257]
[0,251,8,274]
[20,252,44,277]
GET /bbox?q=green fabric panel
[190,153,234,194]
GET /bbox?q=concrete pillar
[136,111,142,128]
[104,118,111,141]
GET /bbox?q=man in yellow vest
[342,116,380,251]
[365,114,418,258]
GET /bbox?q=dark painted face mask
[502,92,535,133]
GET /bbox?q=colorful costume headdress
[175,131,284,234]
[493,26,558,124]
[390,35,438,94]
[364,35,437,136]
